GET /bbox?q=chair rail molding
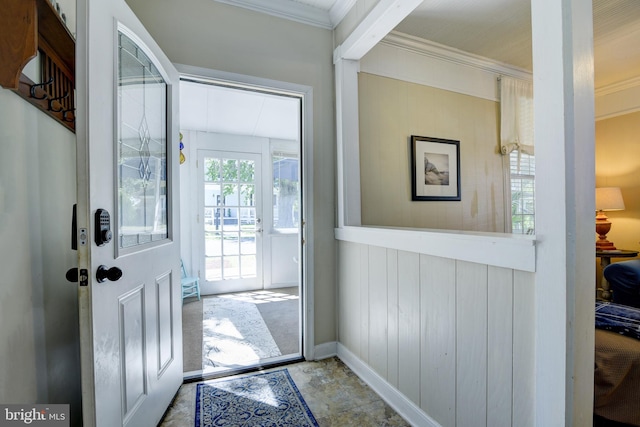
[335,226,536,272]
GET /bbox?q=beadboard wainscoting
[336,228,535,427]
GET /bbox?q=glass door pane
[117,31,168,251]
[272,153,299,231]
[116,32,168,249]
[202,152,261,287]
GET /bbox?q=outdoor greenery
[205,158,255,204]
[511,188,535,234]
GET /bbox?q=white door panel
[76,1,182,426]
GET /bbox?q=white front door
[76,1,182,426]
[199,150,263,294]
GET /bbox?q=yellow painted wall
[358,72,506,232]
[595,111,640,256]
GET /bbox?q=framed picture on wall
[410,135,461,201]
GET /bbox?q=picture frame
[410,135,461,201]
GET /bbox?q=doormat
[195,369,319,427]
[202,297,281,370]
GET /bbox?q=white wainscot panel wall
[337,240,535,427]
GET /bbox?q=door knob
[96,265,123,283]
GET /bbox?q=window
[117,30,168,249]
[499,76,534,235]
[510,151,535,234]
[272,152,300,231]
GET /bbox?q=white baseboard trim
[312,341,338,360]
[337,343,442,427]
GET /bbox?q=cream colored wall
[0,90,42,406]
[126,0,337,346]
[0,88,80,424]
[359,72,506,232]
[595,111,640,255]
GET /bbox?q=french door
[199,150,263,293]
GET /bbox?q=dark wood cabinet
[0,0,75,132]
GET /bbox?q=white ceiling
[187,0,640,138]
[180,80,300,140]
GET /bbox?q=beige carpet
[182,298,204,372]
[182,287,300,373]
[202,297,281,370]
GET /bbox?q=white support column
[532,0,595,425]
[335,55,362,227]
[333,0,423,227]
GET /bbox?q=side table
[596,249,639,301]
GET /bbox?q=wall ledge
[335,226,536,272]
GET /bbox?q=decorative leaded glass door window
[117,30,169,250]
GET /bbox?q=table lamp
[595,187,625,250]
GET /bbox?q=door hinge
[196,214,200,223]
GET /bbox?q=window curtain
[500,76,533,233]
[500,76,534,155]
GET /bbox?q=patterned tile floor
[159,357,410,427]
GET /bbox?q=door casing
[177,66,316,360]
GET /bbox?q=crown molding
[380,31,640,98]
[214,0,353,29]
[595,75,640,97]
[380,31,640,109]
[381,31,533,81]
[329,0,356,27]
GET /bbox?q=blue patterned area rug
[195,369,319,427]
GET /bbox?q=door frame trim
[175,64,316,360]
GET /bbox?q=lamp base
[596,212,616,250]
[596,240,617,250]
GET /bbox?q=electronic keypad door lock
[94,208,112,246]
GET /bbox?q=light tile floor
[159,357,410,427]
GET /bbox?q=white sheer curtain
[500,76,534,233]
[500,76,534,155]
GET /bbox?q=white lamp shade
[596,187,625,211]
